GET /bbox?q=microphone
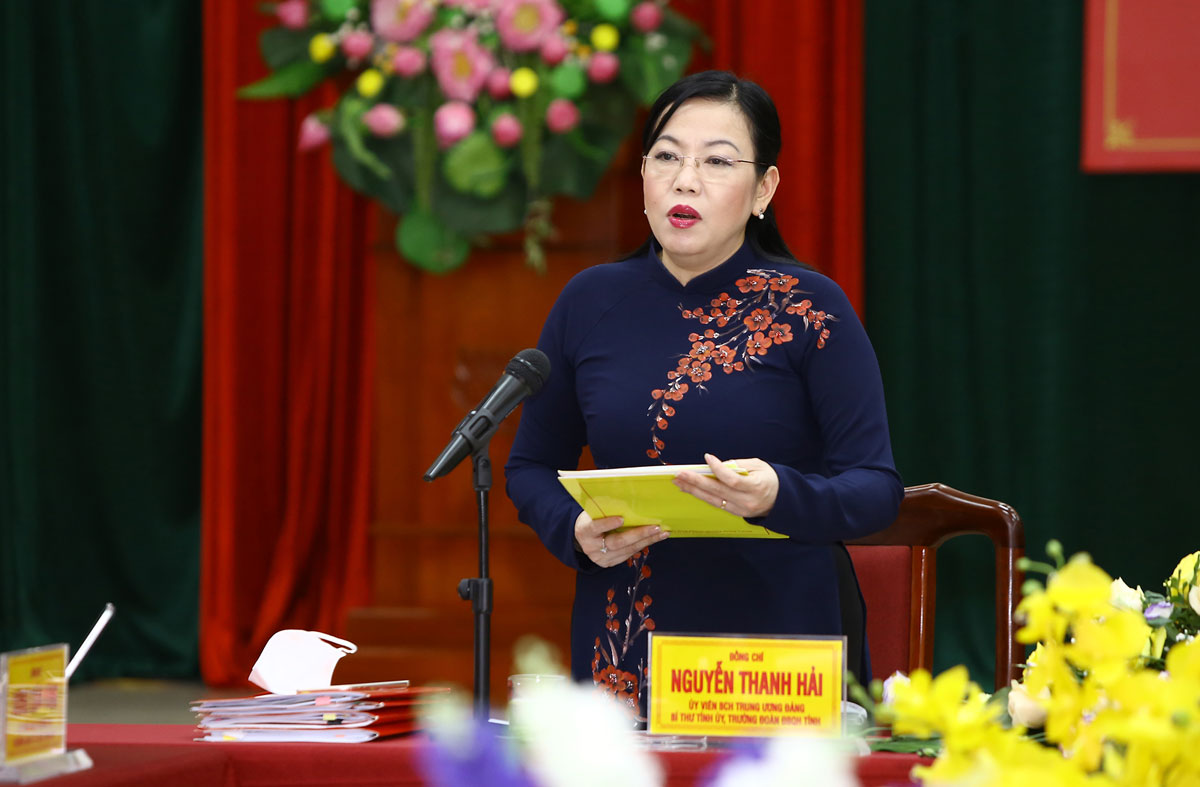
[424,348,551,481]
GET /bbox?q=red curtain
[679,0,864,312]
[200,2,374,684]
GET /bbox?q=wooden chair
[846,483,1025,690]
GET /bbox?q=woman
[505,70,902,716]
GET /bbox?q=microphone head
[506,348,551,394]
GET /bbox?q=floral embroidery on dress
[646,270,837,461]
[592,547,655,719]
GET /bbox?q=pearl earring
[757,210,765,220]
[643,209,648,215]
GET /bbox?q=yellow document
[2,644,67,765]
[557,464,785,538]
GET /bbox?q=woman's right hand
[575,510,669,568]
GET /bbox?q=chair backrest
[846,483,1025,690]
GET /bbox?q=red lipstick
[667,204,701,229]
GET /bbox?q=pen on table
[66,602,115,680]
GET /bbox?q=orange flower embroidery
[769,274,799,292]
[767,322,793,343]
[746,331,772,356]
[689,339,716,361]
[645,269,838,461]
[735,274,768,292]
[743,307,772,332]
[594,548,655,722]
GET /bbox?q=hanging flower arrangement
[243,0,702,273]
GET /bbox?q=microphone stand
[457,447,493,721]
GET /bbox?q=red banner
[1082,0,1200,172]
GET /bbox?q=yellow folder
[557,464,786,538]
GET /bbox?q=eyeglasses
[641,151,767,182]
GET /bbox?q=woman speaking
[505,70,902,718]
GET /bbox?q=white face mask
[248,630,358,694]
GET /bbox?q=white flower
[511,680,661,787]
[705,736,861,787]
[881,671,909,705]
[1190,585,1200,616]
[1109,577,1145,612]
[1007,680,1048,729]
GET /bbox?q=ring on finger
[600,536,608,554]
[720,499,728,510]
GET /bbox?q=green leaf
[868,735,942,757]
[432,172,527,236]
[580,83,637,136]
[549,63,587,99]
[989,685,1013,727]
[330,131,413,216]
[397,211,470,274]
[337,98,392,180]
[442,132,510,199]
[317,0,356,21]
[620,25,697,105]
[238,59,328,99]
[658,8,708,44]
[539,89,631,200]
[594,0,630,22]
[259,27,313,70]
[539,133,608,199]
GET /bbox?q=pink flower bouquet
[243,0,702,272]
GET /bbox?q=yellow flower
[310,33,336,63]
[1089,710,1184,784]
[1016,589,1069,644]
[1107,670,1191,723]
[1166,635,1200,681]
[1065,607,1151,683]
[1147,625,1168,661]
[887,666,1001,745]
[356,68,384,97]
[1045,553,1114,616]
[915,727,1097,786]
[1169,550,1200,605]
[590,23,620,52]
[1018,554,1117,646]
[893,547,1200,785]
[510,67,538,98]
[1040,673,1091,747]
[1022,640,1070,696]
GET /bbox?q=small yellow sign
[2,644,68,764]
[648,633,844,737]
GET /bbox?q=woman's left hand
[672,453,779,519]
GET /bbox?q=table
[61,725,925,786]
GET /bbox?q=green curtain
[1,1,202,678]
[864,1,1200,687]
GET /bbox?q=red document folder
[190,685,450,742]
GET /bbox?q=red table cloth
[62,724,924,786]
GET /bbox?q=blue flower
[418,718,536,787]
[1144,600,1173,622]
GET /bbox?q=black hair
[626,70,806,267]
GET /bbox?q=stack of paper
[191,682,451,743]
